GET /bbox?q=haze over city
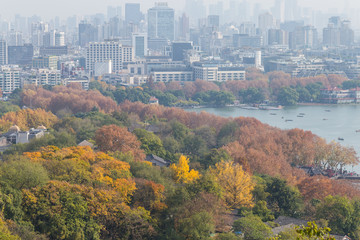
[0,0,356,20]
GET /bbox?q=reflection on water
[187,105,360,172]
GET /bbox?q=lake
[186,105,360,172]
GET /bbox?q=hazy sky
[0,0,354,20]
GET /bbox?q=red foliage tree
[95,124,145,161]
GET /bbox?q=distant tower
[147,2,175,41]
[125,3,142,25]
[272,0,285,22]
[0,40,8,65]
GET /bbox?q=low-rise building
[151,67,193,82]
[320,87,360,104]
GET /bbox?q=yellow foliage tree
[170,155,200,184]
[211,161,254,210]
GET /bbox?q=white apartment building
[217,67,246,81]
[193,63,246,82]
[24,69,62,86]
[86,41,134,75]
[151,68,193,82]
[0,66,20,94]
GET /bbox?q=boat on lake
[338,137,344,141]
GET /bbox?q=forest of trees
[81,69,357,107]
[0,84,359,239]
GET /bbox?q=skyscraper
[79,22,98,47]
[148,3,175,41]
[0,40,8,65]
[272,0,285,22]
[125,3,142,25]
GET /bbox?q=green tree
[315,195,356,237]
[0,158,49,190]
[265,176,303,218]
[177,211,215,240]
[233,215,272,240]
[239,88,265,104]
[296,86,312,102]
[277,87,299,106]
[252,200,275,222]
[133,128,166,157]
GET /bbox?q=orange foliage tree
[22,85,118,114]
[95,124,146,161]
[0,108,58,132]
[24,146,136,202]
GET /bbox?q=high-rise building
[207,15,220,30]
[185,0,206,26]
[240,22,256,36]
[148,2,175,41]
[259,12,275,31]
[8,44,34,65]
[86,41,134,74]
[272,0,285,22]
[0,40,8,65]
[284,0,299,21]
[0,66,20,94]
[125,3,142,25]
[171,42,193,61]
[55,32,65,46]
[268,29,288,45]
[9,31,23,46]
[323,17,354,47]
[132,33,148,58]
[78,22,98,47]
[178,13,190,41]
[340,20,354,46]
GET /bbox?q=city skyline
[0,0,355,20]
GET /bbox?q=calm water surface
[187,105,360,172]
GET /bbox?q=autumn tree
[211,161,254,209]
[95,124,146,161]
[0,108,58,132]
[170,155,200,184]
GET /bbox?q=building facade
[148,2,175,41]
[0,66,20,94]
[86,41,134,74]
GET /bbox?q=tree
[315,195,355,236]
[277,87,299,106]
[296,222,336,240]
[252,200,275,222]
[265,176,303,218]
[177,211,215,240]
[233,214,272,240]
[211,161,254,209]
[95,125,145,161]
[170,155,200,184]
[0,216,20,240]
[133,128,166,157]
[239,87,265,104]
[0,158,49,190]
